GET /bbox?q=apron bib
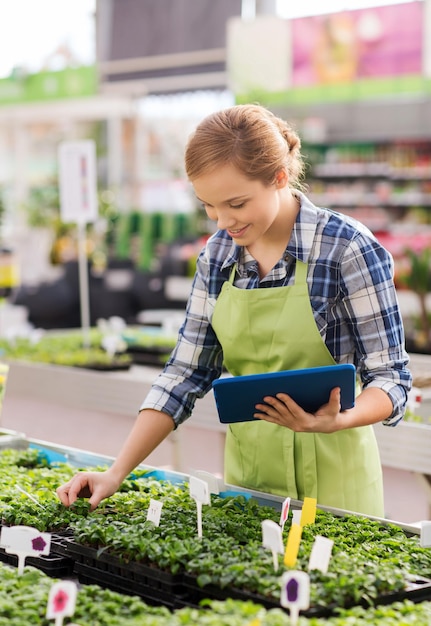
[212,260,384,516]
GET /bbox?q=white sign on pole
[58,140,98,224]
[227,15,292,95]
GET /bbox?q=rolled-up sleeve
[339,233,412,426]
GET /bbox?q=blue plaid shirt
[140,192,412,427]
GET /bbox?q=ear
[274,169,288,189]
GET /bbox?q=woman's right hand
[56,469,122,511]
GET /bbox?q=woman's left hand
[254,386,343,433]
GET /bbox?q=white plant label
[279,496,291,531]
[308,535,334,573]
[262,519,284,571]
[189,476,211,539]
[292,509,302,525]
[146,499,163,527]
[420,521,431,548]
[193,470,221,495]
[0,525,51,575]
[280,570,310,626]
[46,580,78,624]
[189,476,211,505]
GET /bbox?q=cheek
[204,206,217,221]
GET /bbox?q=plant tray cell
[74,562,181,610]
[183,573,282,613]
[66,541,184,594]
[49,533,76,558]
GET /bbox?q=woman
[57,104,412,517]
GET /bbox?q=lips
[227,225,249,238]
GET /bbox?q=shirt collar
[287,191,319,264]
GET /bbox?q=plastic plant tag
[146,498,163,527]
[279,496,291,531]
[291,509,302,525]
[0,525,51,575]
[284,523,303,568]
[189,475,211,504]
[280,570,310,626]
[189,476,211,539]
[15,484,45,509]
[192,470,222,494]
[300,497,317,526]
[46,580,78,625]
[262,519,284,571]
[308,535,334,573]
[101,334,122,358]
[0,362,9,420]
[58,140,98,225]
[420,521,431,548]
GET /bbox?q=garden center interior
[1,1,431,623]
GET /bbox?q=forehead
[192,164,263,202]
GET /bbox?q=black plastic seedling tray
[182,572,431,618]
[0,547,74,578]
[65,540,185,607]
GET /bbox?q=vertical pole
[241,0,256,20]
[77,221,91,348]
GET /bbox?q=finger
[254,403,280,420]
[254,402,272,413]
[254,402,283,423]
[328,387,341,409]
[88,489,104,511]
[56,484,72,507]
[255,396,286,413]
[66,475,92,505]
[253,411,279,423]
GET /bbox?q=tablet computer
[212,363,356,424]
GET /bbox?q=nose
[216,210,235,231]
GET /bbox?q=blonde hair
[185,104,305,188]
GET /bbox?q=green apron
[211,259,384,517]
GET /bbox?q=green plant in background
[400,247,431,352]
[22,179,122,267]
[0,329,132,369]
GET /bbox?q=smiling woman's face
[192,164,288,247]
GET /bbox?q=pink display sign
[292,2,423,86]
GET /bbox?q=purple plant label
[32,536,47,552]
[286,577,299,602]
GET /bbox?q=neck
[248,192,299,279]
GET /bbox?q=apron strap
[228,264,237,285]
[294,259,308,285]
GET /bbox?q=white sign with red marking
[58,140,98,224]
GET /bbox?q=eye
[230,202,245,209]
